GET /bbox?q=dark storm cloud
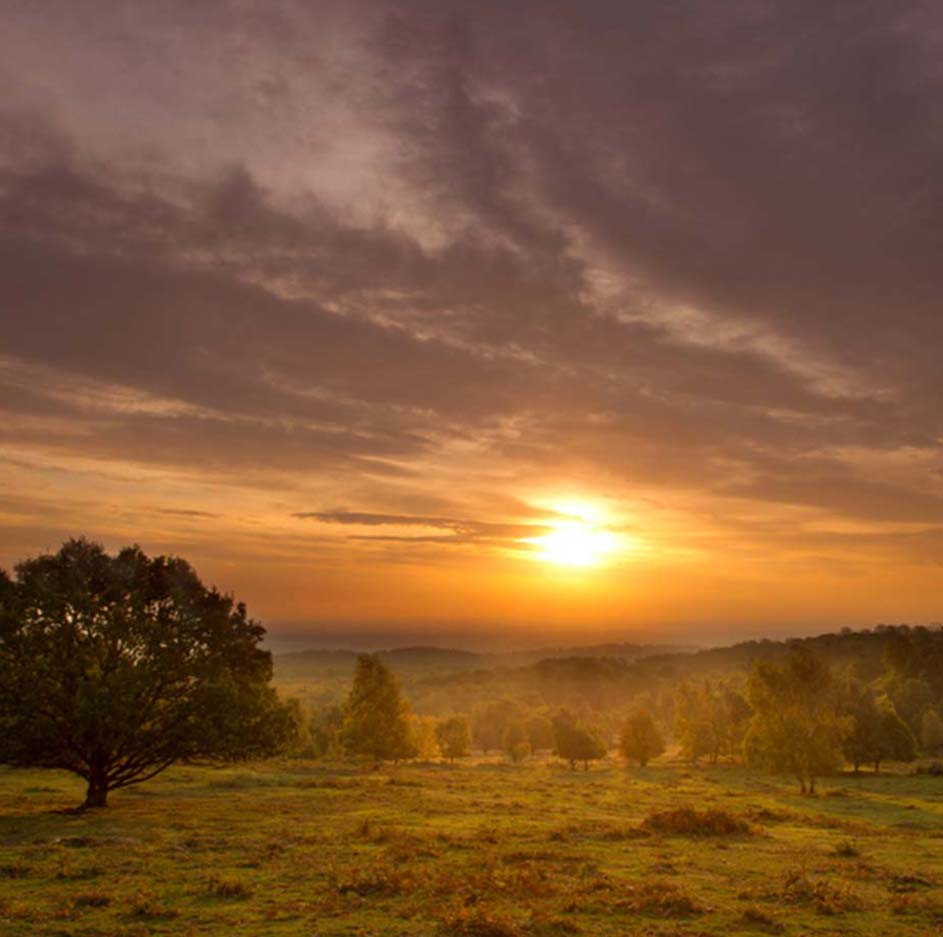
[1,0,942,541]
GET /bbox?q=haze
[2,1,942,647]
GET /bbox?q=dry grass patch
[438,906,523,937]
[777,868,865,915]
[640,806,752,837]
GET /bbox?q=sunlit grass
[1,758,941,935]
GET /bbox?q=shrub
[832,839,860,858]
[614,879,704,916]
[640,806,751,837]
[207,876,253,899]
[738,904,784,932]
[779,869,865,914]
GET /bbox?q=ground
[1,758,942,936]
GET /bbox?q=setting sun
[531,520,620,567]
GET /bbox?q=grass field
[2,757,943,936]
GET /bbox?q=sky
[2,1,942,648]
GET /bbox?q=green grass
[1,758,943,935]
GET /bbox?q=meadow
[1,756,942,936]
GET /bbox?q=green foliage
[552,712,606,770]
[472,700,523,752]
[920,709,943,754]
[307,704,344,758]
[744,650,849,793]
[435,716,471,762]
[618,709,665,766]
[674,681,750,764]
[0,539,294,808]
[501,722,529,763]
[840,681,915,772]
[887,677,935,736]
[878,709,916,770]
[341,655,416,763]
[412,717,441,761]
[524,714,555,753]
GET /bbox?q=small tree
[552,712,606,770]
[676,681,749,764]
[308,704,344,758]
[0,539,295,808]
[525,714,555,753]
[341,655,416,764]
[412,716,441,761]
[841,681,885,774]
[472,699,522,752]
[502,721,529,762]
[435,716,470,762]
[875,709,916,772]
[619,709,665,767]
[921,709,943,755]
[744,650,849,794]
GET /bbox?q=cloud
[294,510,549,545]
[2,1,943,630]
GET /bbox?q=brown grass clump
[778,868,865,915]
[888,873,933,893]
[206,876,253,898]
[640,806,751,837]
[72,891,112,908]
[738,904,785,932]
[889,893,943,918]
[437,906,523,936]
[332,862,418,897]
[614,879,705,917]
[127,891,180,920]
[831,839,860,858]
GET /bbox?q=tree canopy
[435,715,471,762]
[744,649,849,794]
[340,655,416,763]
[0,539,295,807]
[619,709,665,767]
[552,712,606,770]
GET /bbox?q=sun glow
[531,520,620,567]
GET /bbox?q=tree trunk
[809,777,816,795]
[874,761,880,774]
[83,779,108,809]
[798,776,807,794]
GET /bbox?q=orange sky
[2,2,942,647]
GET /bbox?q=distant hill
[273,641,692,682]
[273,625,941,718]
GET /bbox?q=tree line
[314,646,933,794]
[0,540,939,808]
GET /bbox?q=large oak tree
[0,539,296,807]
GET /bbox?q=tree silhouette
[0,539,295,808]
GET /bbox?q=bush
[206,876,253,899]
[640,806,751,837]
[614,879,704,916]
